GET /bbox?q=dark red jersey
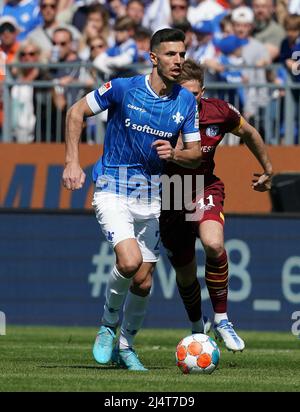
[165,98,242,177]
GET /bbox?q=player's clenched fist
[152,139,175,161]
[62,162,86,190]
[252,172,272,192]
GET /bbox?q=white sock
[191,318,204,333]
[214,312,228,324]
[102,266,131,327]
[118,290,150,350]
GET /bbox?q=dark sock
[177,278,202,322]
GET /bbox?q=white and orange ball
[176,333,220,374]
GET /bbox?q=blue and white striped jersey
[86,74,200,196]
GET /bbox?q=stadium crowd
[0,0,300,142]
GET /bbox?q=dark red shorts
[160,176,225,267]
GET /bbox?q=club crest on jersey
[172,111,184,124]
[98,81,112,96]
[107,231,114,241]
[206,125,220,137]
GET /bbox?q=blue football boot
[93,325,116,364]
[111,346,148,371]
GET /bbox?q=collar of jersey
[145,75,174,100]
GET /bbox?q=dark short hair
[179,59,205,87]
[53,27,73,41]
[150,28,185,51]
[0,22,17,33]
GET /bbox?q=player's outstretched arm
[152,139,202,169]
[62,97,94,191]
[234,119,273,192]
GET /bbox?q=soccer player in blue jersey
[62,28,202,371]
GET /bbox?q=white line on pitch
[253,300,281,311]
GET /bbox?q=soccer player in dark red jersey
[160,59,273,352]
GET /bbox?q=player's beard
[157,63,181,86]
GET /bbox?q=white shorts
[92,191,161,262]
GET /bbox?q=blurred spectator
[51,27,83,101]
[85,33,109,143]
[188,20,221,84]
[276,0,289,25]
[219,13,234,35]
[106,0,127,25]
[227,0,248,9]
[143,0,171,32]
[217,34,248,107]
[10,39,50,142]
[55,0,77,24]
[172,18,194,54]
[0,16,20,135]
[0,16,20,63]
[2,0,42,41]
[79,3,113,61]
[72,1,90,32]
[232,6,270,129]
[253,0,285,61]
[187,0,224,25]
[87,34,108,78]
[210,10,231,39]
[28,0,82,61]
[72,1,110,32]
[134,26,152,65]
[126,0,145,28]
[85,3,112,41]
[189,20,218,64]
[88,34,108,61]
[170,0,188,25]
[50,27,84,140]
[93,16,138,77]
[279,13,300,142]
[279,13,300,78]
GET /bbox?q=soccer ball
[176,333,220,374]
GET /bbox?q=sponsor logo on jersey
[201,145,215,153]
[172,111,184,124]
[125,118,173,138]
[206,125,220,137]
[127,103,146,113]
[98,81,112,96]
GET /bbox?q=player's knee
[117,257,143,277]
[203,240,224,258]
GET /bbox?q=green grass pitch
[0,326,299,392]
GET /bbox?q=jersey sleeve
[225,103,243,133]
[86,78,123,114]
[181,95,201,143]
